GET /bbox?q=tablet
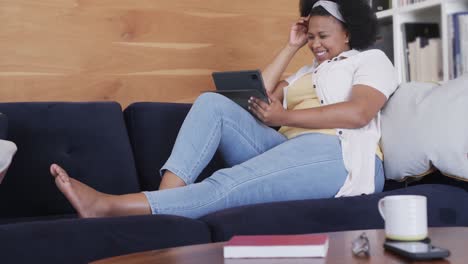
[211,70,269,112]
[212,89,267,112]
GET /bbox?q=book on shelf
[402,23,440,47]
[460,15,468,77]
[407,37,442,82]
[451,12,468,78]
[223,234,329,259]
[401,23,441,82]
[448,13,455,79]
[399,0,428,6]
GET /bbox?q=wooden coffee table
[91,227,466,264]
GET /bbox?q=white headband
[312,0,345,23]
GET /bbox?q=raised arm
[262,16,310,99]
[250,50,397,128]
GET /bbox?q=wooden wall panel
[0,0,312,107]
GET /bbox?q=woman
[51,0,398,218]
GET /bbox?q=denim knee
[195,92,232,113]
[195,92,226,106]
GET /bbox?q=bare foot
[50,164,111,218]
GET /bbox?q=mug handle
[378,198,386,220]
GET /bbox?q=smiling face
[307,15,350,64]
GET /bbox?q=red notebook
[223,234,329,258]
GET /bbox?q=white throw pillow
[0,139,17,184]
[381,76,468,181]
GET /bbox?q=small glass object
[352,232,370,257]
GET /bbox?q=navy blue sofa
[0,102,466,263]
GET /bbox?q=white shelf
[375,0,468,83]
[377,9,394,19]
[398,0,442,13]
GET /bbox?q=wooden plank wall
[0,0,312,107]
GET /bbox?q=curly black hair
[299,0,378,50]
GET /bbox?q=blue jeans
[143,92,384,218]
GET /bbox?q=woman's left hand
[248,94,288,126]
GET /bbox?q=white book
[420,39,428,82]
[459,15,466,75]
[460,15,468,76]
[432,38,443,81]
[408,40,418,81]
[424,39,440,82]
[448,14,455,79]
[416,37,424,82]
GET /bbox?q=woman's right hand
[289,16,310,48]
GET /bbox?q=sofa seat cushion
[0,214,212,264]
[124,102,225,191]
[0,102,140,218]
[201,184,468,242]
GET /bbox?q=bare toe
[50,164,70,183]
[50,164,61,177]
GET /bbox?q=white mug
[378,195,428,241]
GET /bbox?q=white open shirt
[284,49,398,196]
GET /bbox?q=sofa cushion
[381,77,468,181]
[201,184,468,242]
[124,102,225,191]
[0,102,139,218]
[0,214,212,264]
